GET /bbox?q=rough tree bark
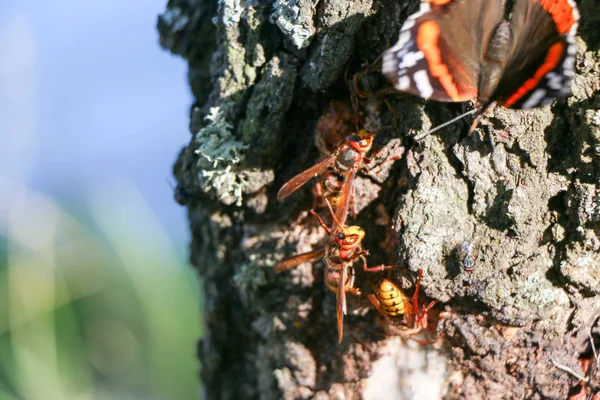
[158,0,600,399]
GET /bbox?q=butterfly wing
[383,0,505,102]
[491,0,579,109]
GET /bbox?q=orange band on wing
[504,42,565,107]
[536,0,577,34]
[427,0,452,4]
[417,20,473,102]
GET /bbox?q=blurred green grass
[0,182,201,400]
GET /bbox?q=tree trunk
[158,0,600,398]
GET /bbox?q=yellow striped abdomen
[376,279,411,318]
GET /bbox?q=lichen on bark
[158,0,600,398]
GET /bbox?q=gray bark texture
[158,0,600,399]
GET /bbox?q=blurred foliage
[0,182,201,400]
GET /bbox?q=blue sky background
[0,0,192,248]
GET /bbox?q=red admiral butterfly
[383,0,579,129]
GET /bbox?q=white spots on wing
[383,27,413,76]
[569,22,579,37]
[382,0,433,90]
[418,2,431,15]
[396,75,410,90]
[569,21,579,37]
[566,0,579,14]
[563,56,575,76]
[546,72,564,90]
[567,0,580,36]
[403,18,416,31]
[413,70,433,98]
[391,0,430,37]
[382,52,397,76]
[398,31,411,49]
[387,30,411,53]
[522,89,547,109]
[383,37,421,79]
[562,42,577,78]
[399,50,424,69]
